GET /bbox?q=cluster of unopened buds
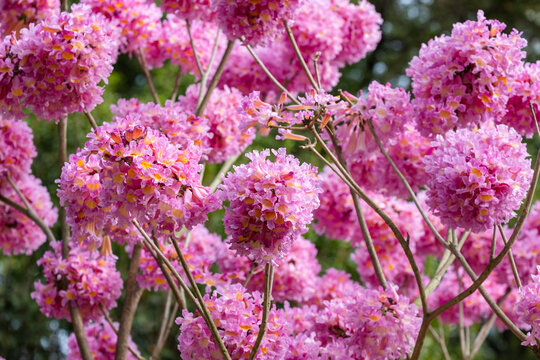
[1,0,540,359]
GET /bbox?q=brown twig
[284,21,319,91]
[115,243,144,360]
[84,111,98,130]
[195,40,235,117]
[136,50,160,104]
[100,305,145,360]
[248,264,274,360]
[170,67,183,102]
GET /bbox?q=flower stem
[248,263,274,360]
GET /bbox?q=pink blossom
[219,148,320,265]
[136,225,223,291]
[213,0,302,46]
[67,318,139,359]
[0,5,119,121]
[424,124,532,232]
[499,62,540,137]
[176,284,289,359]
[177,84,256,163]
[160,0,214,21]
[32,242,122,323]
[407,11,527,137]
[80,0,163,57]
[0,174,57,255]
[0,0,59,36]
[0,119,36,180]
[330,0,382,66]
[161,17,225,78]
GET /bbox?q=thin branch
[69,304,94,360]
[195,40,235,117]
[196,28,222,110]
[209,154,240,193]
[100,305,145,360]
[351,192,388,288]
[185,19,204,77]
[312,52,322,90]
[136,49,160,104]
[244,43,300,105]
[248,264,274,360]
[0,190,55,245]
[498,225,522,288]
[170,67,183,102]
[530,101,540,138]
[490,225,497,261]
[366,119,446,247]
[84,111,98,130]
[58,117,70,254]
[469,290,510,359]
[132,221,232,360]
[242,262,261,288]
[284,21,319,91]
[115,243,144,360]
[151,292,179,360]
[428,326,451,360]
[169,235,233,360]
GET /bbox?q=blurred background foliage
[1,0,539,359]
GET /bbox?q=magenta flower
[515,268,540,346]
[160,0,214,21]
[178,84,256,163]
[499,62,540,137]
[0,0,59,36]
[0,174,57,255]
[0,119,36,180]
[330,0,382,67]
[176,284,289,359]
[220,148,320,265]
[424,124,532,232]
[213,0,302,46]
[111,98,211,153]
[32,242,122,323]
[81,122,218,236]
[0,4,119,121]
[162,17,225,78]
[136,225,223,291]
[407,11,527,137]
[67,318,139,359]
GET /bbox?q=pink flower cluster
[500,62,540,137]
[330,0,382,66]
[0,4,119,121]
[213,0,302,46]
[0,0,59,36]
[0,174,57,255]
[67,319,139,359]
[176,284,288,360]
[284,284,421,359]
[215,236,321,302]
[159,0,214,21]
[32,242,122,323]
[314,167,435,296]
[137,225,223,291]
[407,11,527,137]
[161,17,225,77]
[110,98,211,152]
[73,122,218,236]
[178,84,256,163]
[219,148,320,265]
[515,267,540,346]
[80,0,163,56]
[0,119,36,180]
[424,125,532,232]
[429,266,507,326]
[221,0,381,93]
